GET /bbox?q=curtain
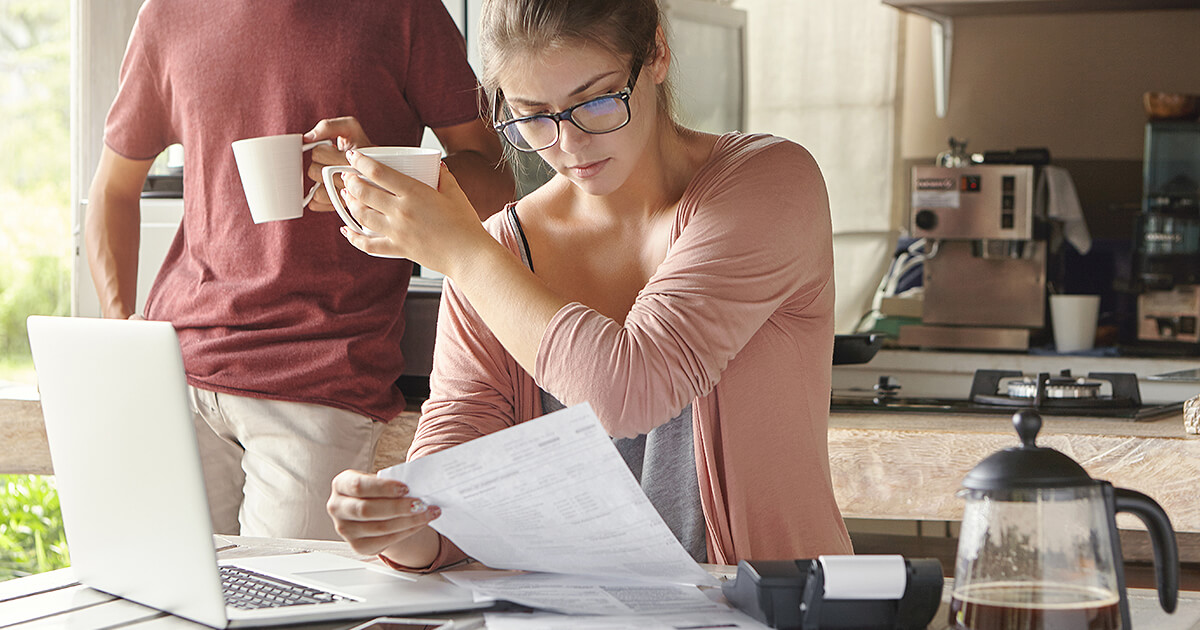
[731,0,902,333]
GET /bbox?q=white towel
[1037,165,1092,255]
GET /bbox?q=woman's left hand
[337,150,493,275]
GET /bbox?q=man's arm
[432,117,514,220]
[86,146,155,319]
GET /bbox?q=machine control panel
[910,165,1035,240]
[1001,175,1016,228]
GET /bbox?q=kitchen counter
[0,384,47,476]
[833,348,1200,402]
[7,392,1197,530]
[830,405,1200,565]
[827,408,1199,528]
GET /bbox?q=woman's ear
[650,25,671,84]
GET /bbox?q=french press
[950,409,1179,629]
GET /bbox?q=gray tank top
[507,208,706,563]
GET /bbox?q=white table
[4,536,1200,629]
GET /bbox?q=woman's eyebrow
[506,69,623,108]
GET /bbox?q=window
[0,1,71,387]
[0,0,71,581]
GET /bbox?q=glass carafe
[950,410,1178,630]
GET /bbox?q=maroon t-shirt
[104,0,480,421]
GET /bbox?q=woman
[324,0,852,571]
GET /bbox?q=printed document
[442,570,725,616]
[377,403,717,589]
[483,611,771,630]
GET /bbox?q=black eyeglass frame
[491,60,643,153]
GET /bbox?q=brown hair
[478,0,676,123]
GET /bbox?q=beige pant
[188,386,385,540]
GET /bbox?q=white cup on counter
[231,133,332,224]
[1050,294,1101,353]
[321,147,441,237]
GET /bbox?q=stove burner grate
[830,369,1183,421]
[970,370,1142,409]
[1005,376,1101,400]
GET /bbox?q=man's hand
[304,117,375,212]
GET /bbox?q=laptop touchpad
[297,568,417,587]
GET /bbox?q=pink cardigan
[408,133,853,570]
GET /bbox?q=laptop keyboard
[220,565,349,610]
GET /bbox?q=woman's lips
[569,158,609,179]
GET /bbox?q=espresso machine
[1135,121,1200,345]
[898,163,1045,351]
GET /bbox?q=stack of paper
[379,404,734,618]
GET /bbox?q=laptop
[26,315,492,628]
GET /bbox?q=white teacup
[232,134,333,224]
[322,147,441,237]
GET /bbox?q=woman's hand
[326,470,442,563]
[304,117,374,213]
[336,150,495,275]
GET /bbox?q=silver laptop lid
[28,316,229,628]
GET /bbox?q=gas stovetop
[830,369,1185,421]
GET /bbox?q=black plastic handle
[1115,487,1179,613]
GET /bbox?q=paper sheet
[442,570,726,616]
[483,611,771,630]
[378,403,716,587]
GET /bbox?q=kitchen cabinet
[882,0,1200,117]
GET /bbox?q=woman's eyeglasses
[492,63,641,153]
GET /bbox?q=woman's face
[497,43,658,197]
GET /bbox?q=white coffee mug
[1050,294,1101,353]
[322,147,441,237]
[231,133,333,224]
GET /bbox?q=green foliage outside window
[1,1,72,581]
[0,475,69,580]
[0,0,72,382]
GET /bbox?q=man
[87,0,513,539]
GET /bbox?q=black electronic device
[722,556,943,630]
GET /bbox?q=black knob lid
[1014,408,1042,448]
[962,410,1093,491]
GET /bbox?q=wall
[897,8,1200,337]
[900,9,1200,161]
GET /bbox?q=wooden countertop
[0,396,421,478]
[7,397,1199,535]
[826,409,1200,531]
[1,397,50,476]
